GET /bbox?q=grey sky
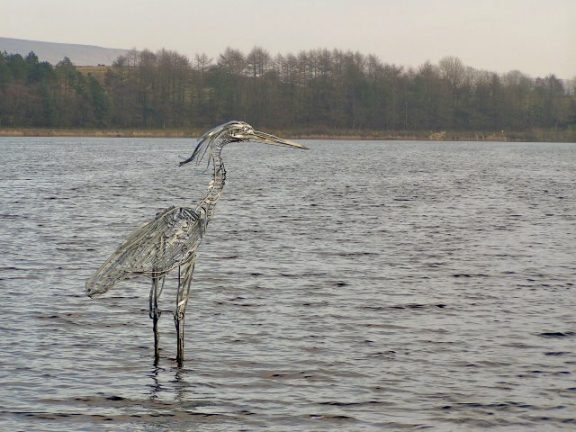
[2,0,575,78]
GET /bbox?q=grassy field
[77,65,110,83]
[0,128,200,138]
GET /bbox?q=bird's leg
[175,257,195,366]
[149,272,165,364]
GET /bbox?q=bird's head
[179,121,307,166]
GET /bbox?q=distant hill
[0,37,129,66]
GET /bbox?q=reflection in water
[149,364,190,406]
[148,365,164,401]
[0,138,575,431]
[172,367,190,405]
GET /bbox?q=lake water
[0,137,575,431]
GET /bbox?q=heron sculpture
[86,121,307,365]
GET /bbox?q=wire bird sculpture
[86,121,307,365]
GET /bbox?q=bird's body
[86,205,205,293]
[86,121,306,365]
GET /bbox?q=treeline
[1,48,575,135]
[0,52,109,128]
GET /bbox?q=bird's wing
[86,206,207,297]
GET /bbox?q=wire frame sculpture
[86,121,307,365]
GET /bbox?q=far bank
[0,128,574,143]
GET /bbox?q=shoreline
[0,128,574,142]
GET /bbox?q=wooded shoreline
[1,127,574,142]
[2,50,575,142]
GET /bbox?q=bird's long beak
[249,130,308,150]
[180,129,307,167]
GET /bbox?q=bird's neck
[195,146,226,221]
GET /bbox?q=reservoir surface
[1,138,575,431]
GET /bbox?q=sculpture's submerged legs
[175,257,195,366]
[149,272,165,364]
